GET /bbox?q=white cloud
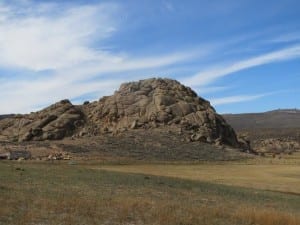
[183,45,300,87]
[0,76,122,114]
[0,1,204,114]
[210,94,268,106]
[1,1,298,114]
[55,51,199,84]
[0,1,199,73]
[0,2,119,71]
[194,86,231,95]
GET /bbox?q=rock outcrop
[0,78,243,149]
[0,100,84,142]
[254,138,300,154]
[84,78,239,147]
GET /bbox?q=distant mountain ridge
[223,109,300,131]
[266,109,300,114]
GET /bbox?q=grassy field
[0,160,299,225]
[99,163,300,194]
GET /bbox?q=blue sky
[0,0,299,114]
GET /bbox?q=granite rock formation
[0,78,246,149]
[0,100,83,142]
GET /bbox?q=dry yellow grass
[99,163,300,194]
[2,194,299,225]
[1,161,299,225]
[233,207,300,225]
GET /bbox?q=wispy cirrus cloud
[269,32,300,43]
[0,1,299,114]
[194,86,231,95]
[0,2,120,71]
[183,44,300,87]
[0,1,205,113]
[0,77,121,113]
[0,1,197,74]
[210,89,296,107]
[210,94,268,106]
[180,42,300,109]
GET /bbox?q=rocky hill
[0,78,249,151]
